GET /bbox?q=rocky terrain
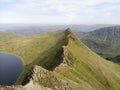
[0,29,120,90]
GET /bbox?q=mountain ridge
[0,29,120,90]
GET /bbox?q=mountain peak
[1,29,120,90]
[66,28,71,31]
[65,28,73,35]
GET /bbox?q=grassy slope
[81,38,120,59]
[0,32,57,65]
[79,27,120,62]
[0,30,120,90]
[0,30,68,84]
[55,30,120,90]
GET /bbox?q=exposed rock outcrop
[22,65,72,90]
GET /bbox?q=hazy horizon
[0,23,118,32]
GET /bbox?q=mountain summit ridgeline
[0,29,120,90]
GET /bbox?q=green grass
[0,30,68,84]
[0,30,120,90]
[81,38,120,62]
[55,31,120,90]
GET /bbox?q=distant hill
[0,24,114,35]
[80,26,120,63]
[0,29,120,90]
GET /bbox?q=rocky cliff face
[0,29,80,90]
[1,29,120,90]
[22,65,72,90]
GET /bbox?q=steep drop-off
[0,29,120,90]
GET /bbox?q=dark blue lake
[0,53,23,86]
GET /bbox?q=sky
[0,0,120,24]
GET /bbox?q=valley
[79,26,120,63]
[0,29,120,90]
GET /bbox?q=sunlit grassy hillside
[0,29,120,90]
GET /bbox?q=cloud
[0,0,120,24]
